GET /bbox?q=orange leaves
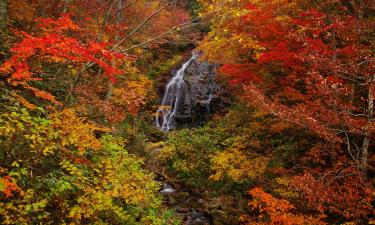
[24,85,60,105]
[9,0,37,24]
[246,187,326,225]
[10,63,32,80]
[0,62,12,74]
[249,187,295,213]
[0,176,22,198]
[10,92,37,109]
[292,171,374,219]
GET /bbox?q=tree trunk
[0,0,7,31]
[361,81,374,175]
[105,0,122,103]
[63,0,70,13]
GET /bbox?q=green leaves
[0,98,180,224]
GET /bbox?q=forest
[0,0,374,224]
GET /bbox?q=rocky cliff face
[156,54,225,130]
[177,58,221,126]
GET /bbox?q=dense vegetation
[0,0,373,224]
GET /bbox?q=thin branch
[117,6,225,53]
[338,110,368,118]
[111,0,178,50]
[98,0,118,41]
[341,124,360,169]
[108,0,139,22]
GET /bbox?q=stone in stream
[186,209,210,225]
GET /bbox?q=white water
[206,93,213,116]
[160,183,176,194]
[155,53,198,131]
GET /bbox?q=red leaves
[258,42,302,69]
[299,10,325,21]
[219,64,262,85]
[216,0,373,146]
[0,15,126,103]
[326,76,344,85]
[35,14,79,32]
[11,63,32,80]
[245,3,258,11]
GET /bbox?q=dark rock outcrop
[156,52,229,131]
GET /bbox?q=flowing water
[155,53,199,131]
[155,54,222,224]
[160,182,211,225]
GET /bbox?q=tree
[198,0,374,173]
[197,0,374,221]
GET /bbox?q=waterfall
[155,53,198,131]
[206,93,213,116]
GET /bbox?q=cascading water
[155,53,198,131]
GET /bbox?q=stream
[159,182,211,225]
[154,52,221,224]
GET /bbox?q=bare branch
[111,0,178,50]
[108,0,139,23]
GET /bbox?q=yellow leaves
[0,106,58,156]
[198,28,261,64]
[50,109,104,153]
[134,47,143,55]
[146,141,175,162]
[42,146,57,156]
[274,177,299,198]
[210,149,269,182]
[60,160,85,180]
[64,137,163,223]
[112,76,153,115]
[275,15,291,24]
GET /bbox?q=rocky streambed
[156,179,241,225]
[153,52,238,224]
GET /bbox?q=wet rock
[186,209,210,225]
[181,58,221,127]
[156,52,226,131]
[175,206,190,213]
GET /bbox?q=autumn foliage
[0,0,193,224]
[197,0,374,223]
[0,0,374,224]
[242,187,326,225]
